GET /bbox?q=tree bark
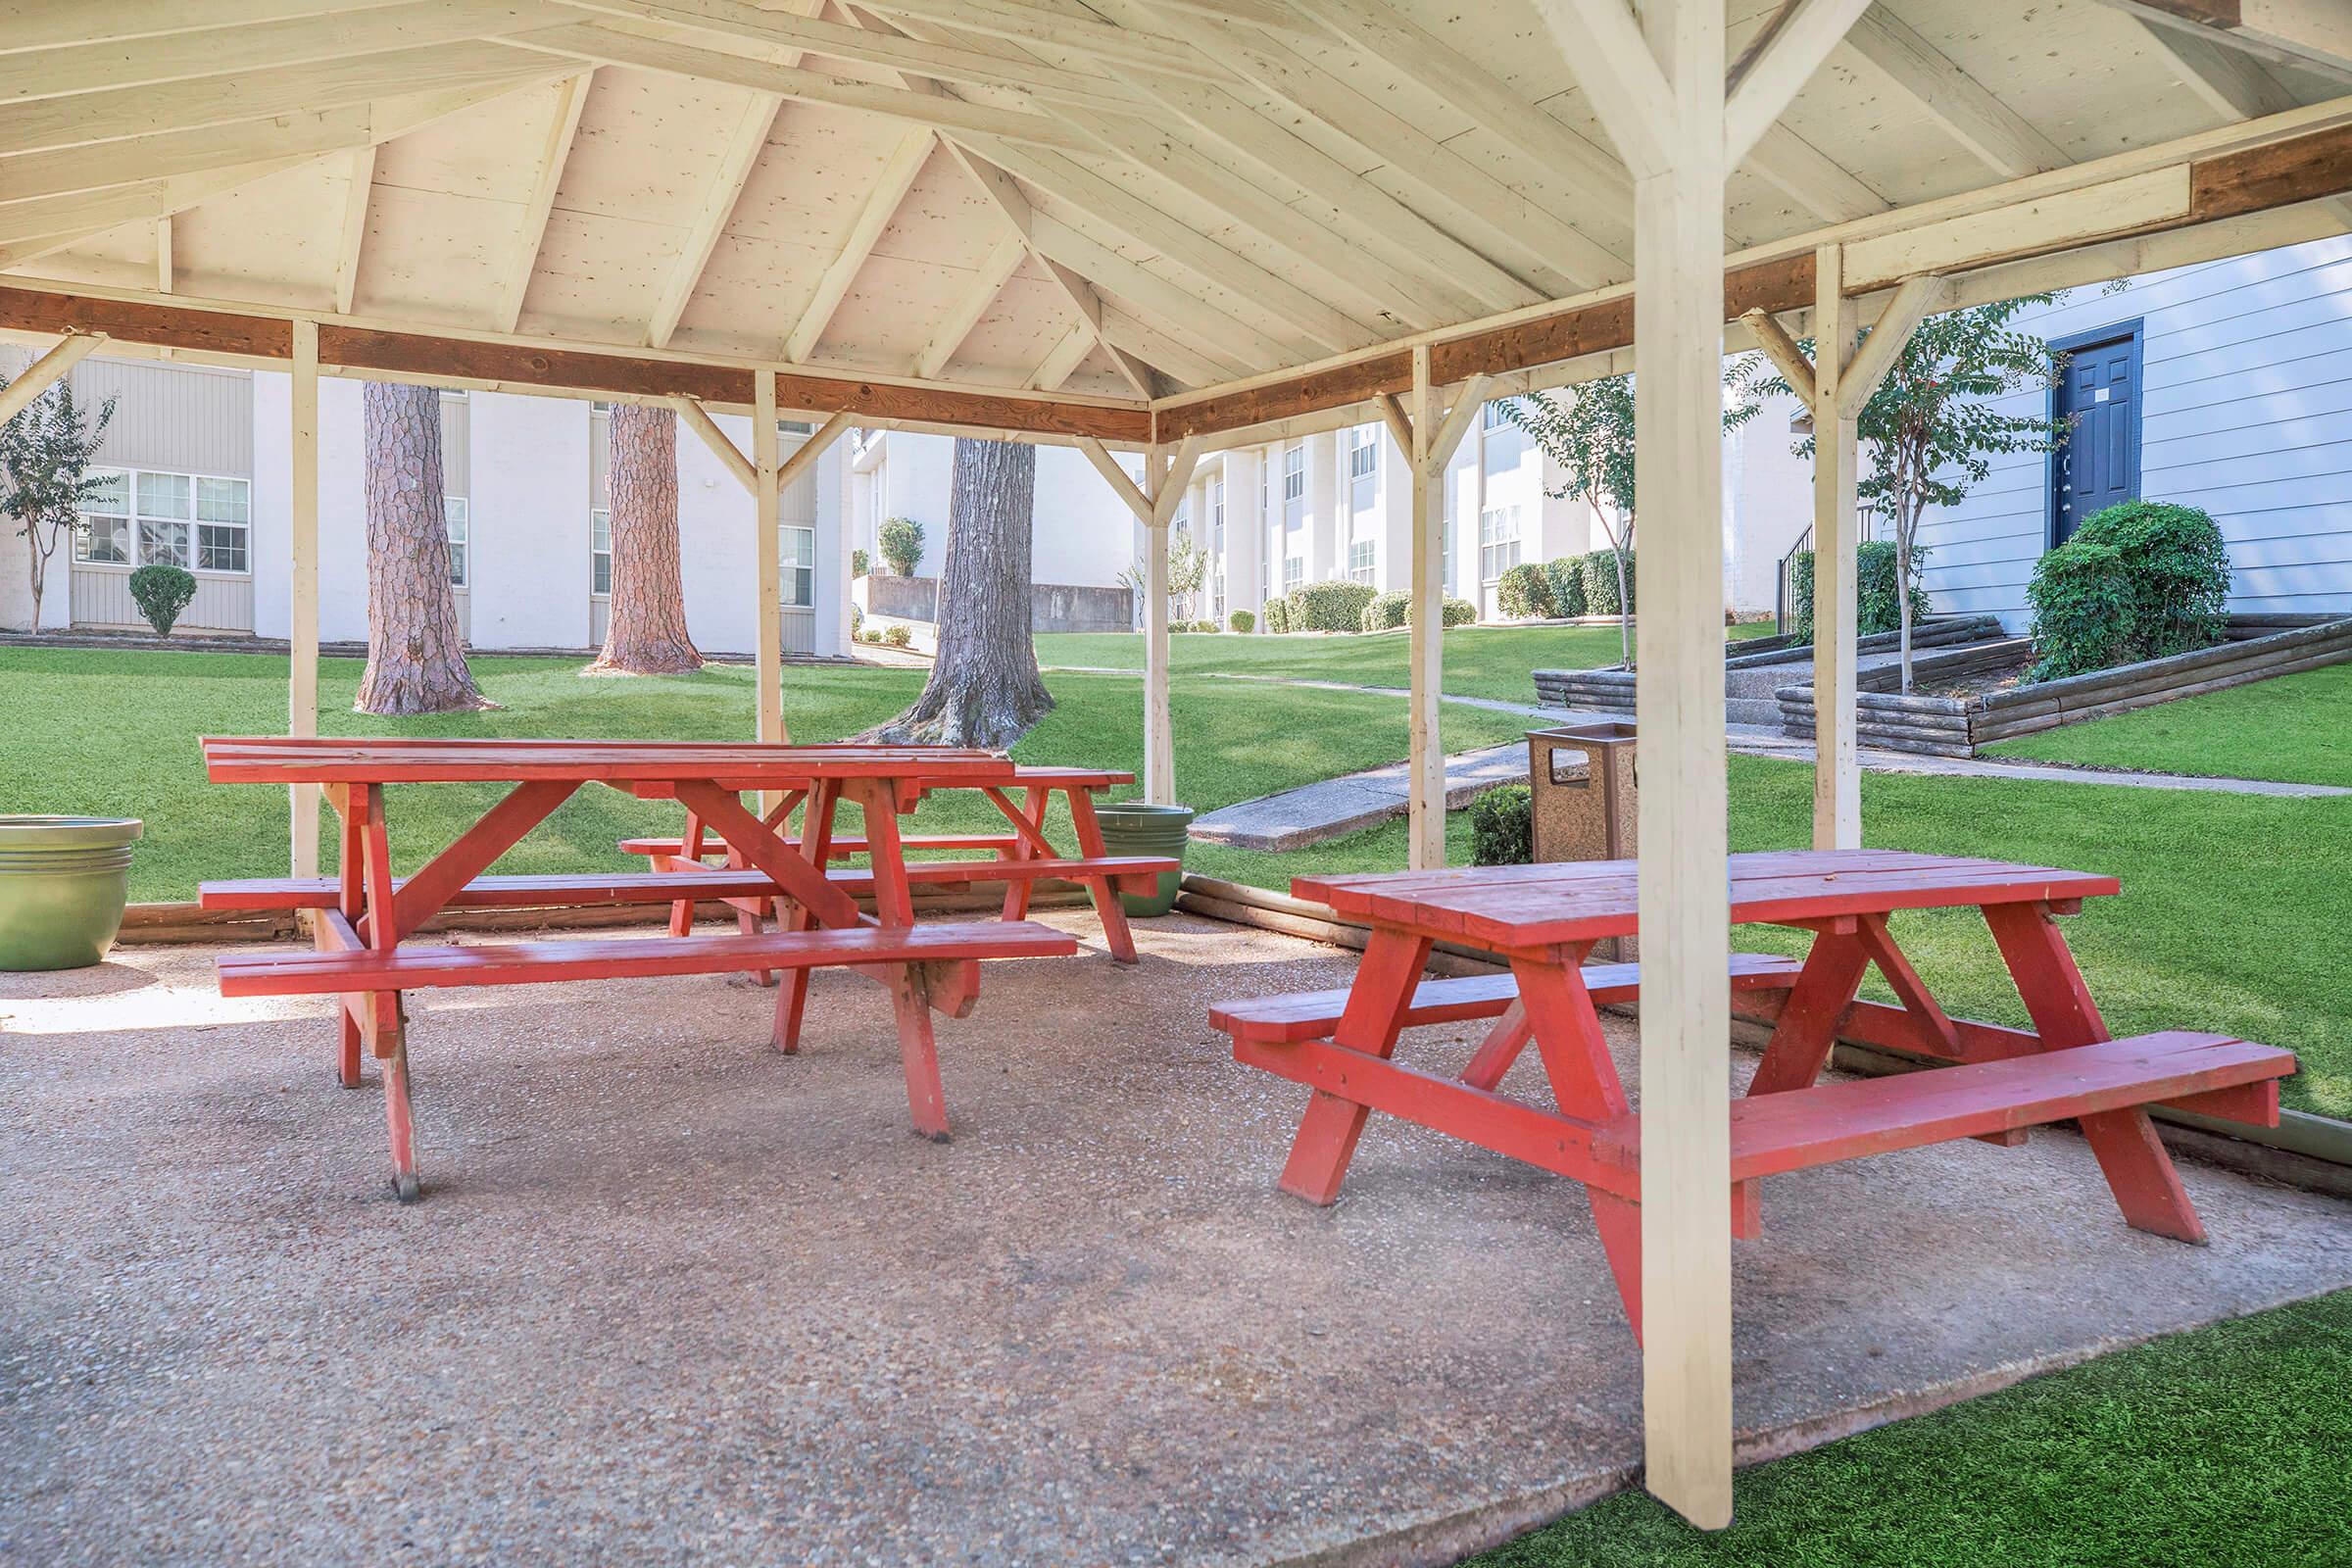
[863,438,1053,747]
[592,403,702,675]
[355,381,485,715]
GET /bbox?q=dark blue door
[2050,325,2141,545]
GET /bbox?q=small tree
[0,375,117,631]
[1728,297,2069,691]
[878,515,924,577]
[1116,527,1208,629]
[1498,375,1638,669]
[128,564,197,635]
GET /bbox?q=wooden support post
[1812,242,1862,852]
[0,328,105,425]
[753,368,784,813]
[1143,443,1174,804]
[1627,0,1735,1530]
[1402,353,1492,870]
[289,318,320,878]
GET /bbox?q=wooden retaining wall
[1537,615,2004,714]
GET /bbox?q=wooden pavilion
[3,0,2347,1524]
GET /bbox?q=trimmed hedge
[1407,596,1478,628]
[2027,501,2231,681]
[1582,549,1635,616]
[1262,597,1291,633]
[1470,785,1532,866]
[1495,562,1554,619]
[127,564,197,636]
[1543,557,1586,619]
[1287,578,1378,632]
[1360,590,1409,631]
[1788,539,1926,643]
[1228,608,1255,633]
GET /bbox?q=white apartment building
[0,351,851,658]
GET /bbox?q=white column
[1811,243,1862,850]
[288,318,320,878]
[1143,444,1175,803]
[1406,347,1445,869]
[1632,0,1735,1530]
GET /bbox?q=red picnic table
[198,736,1084,1199]
[1211,850,2294,1339]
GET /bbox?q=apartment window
[1479,504,1522,586]
[782,524,815,609]
[76,466,250,575]
[1348,537,1375,584]
[1210,475,1225,551]
[1482,400,1507,430]
[1348,424,1377,479]
[445,496,469,588]
[1282,444,1304,503]
[591,508,612,595]
[1284,554,1303,590]
[1258,452,1269,519]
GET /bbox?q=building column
[289,318,320,878]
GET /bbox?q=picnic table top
[200,736,1016,786]
[1293,849,2120,949]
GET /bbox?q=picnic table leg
[852,777,952,1141]
[1000,784,1050,922]
[666,811,705,937]
[343,782,420,1200]
[771,779,841,1054]
[1512,956,1650,1340]
[382,1035,420,1202]
[1065,788,1138,964]
[1745,928,1872,1097]
[1984,902,2205,1244]
[1460,1001,1533,1091]
[1277,926,1435,1203]
[331,785,368,1088]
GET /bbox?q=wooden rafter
[334,146,377,318]
[782,126,933,365]
[1840,7,2071,177]
[0,158,313,251]
[1023,321,1093,392]
[649,88,779,348]
[2101,0,2352,81]
[912,233,1022,379]
[1023,213,1280,373]
[1723,0,1876,163]
[496,72,594,334]
[852,0,1232,82]
[1744,124,1891,223]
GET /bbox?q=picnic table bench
[614,764,1167,964]
[199,736,1084,1200]
[1211,850,2294,1340]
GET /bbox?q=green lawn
[1983,662,2352,788]
[1035,620,1780,705]
[0,646,1533,906]
[1471,1287,2352,1567]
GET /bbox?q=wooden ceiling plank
[781,125,933,364]
[496,71,593,334]
[2104,0,2352,81]
[1098,304,1249,389]
[0,0,566,105]
[1532,0,1674,178]
[2128,14,2300,118]
[1745,123,1892,223]
[333,145,376,317]
[1723,0,1875,163]
[1024,212,1288,371]
[1022,319,1092,391]
[853,0,1233,83]
[648,89,780,347]
[0,1,425,54]
[912,231,1023,379]
[504,24,1093,148]
[0,158,314,247]
[1840,7,2072,177]
[0,39,551,156]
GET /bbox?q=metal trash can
[1526,722,1637,959]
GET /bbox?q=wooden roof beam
[852,0,1235,84]
[1839,7,2072,177]
[333,146,376,317]
[1023,321,1094,393]
[781,126,933,365]
[0,158,312,252]
[2103,0,2352,82]
[912,233,1023,380]
[1724,0,1876,164]
[496,72,594,334]
[648,89,780,348]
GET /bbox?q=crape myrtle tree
[1498,374,1639,669]
[864,438,1053,747]
[591,403,702,675]
[1727,296,2070,692]
[355,381,486,714]
[0,375,116,632]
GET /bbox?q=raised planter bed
[1775,614,2352,757]
[1535,614,2004,715]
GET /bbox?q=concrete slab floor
[6,914,2350,1566]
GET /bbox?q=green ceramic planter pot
[1095,803,1194,918]
[0,816,143,971]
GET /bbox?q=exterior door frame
[2045,318,2145,549]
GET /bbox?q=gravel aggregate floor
[7,912,2350,1567]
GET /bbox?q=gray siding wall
[1918,234,2352,630]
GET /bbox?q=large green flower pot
[0,816,143,970]
[1095,802,1194,917]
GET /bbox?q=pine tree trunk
[592,403,702,675]
[355,382,485,715]
[864,439,1053,747]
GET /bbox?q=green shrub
[1470,784,1532,866]
[850,602,864,638]
[1495,562,1555,619]
[1443,597,1477,627]
[1788,540,1926,643]
[127,564,197,636]
[877,516,924,577]
[2028,501,2231,681]
[1582,549,1635,616]
[851,547,869,579]
[1286,578,1378,633]
[1360,590,1409,632]
[1228,608,1255,634]
[882,624,912,648]
[1262,598,1291,633]
[1543,558,1586,619]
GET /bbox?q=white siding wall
[472,391,592,650]
[1918,234,2352,629]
